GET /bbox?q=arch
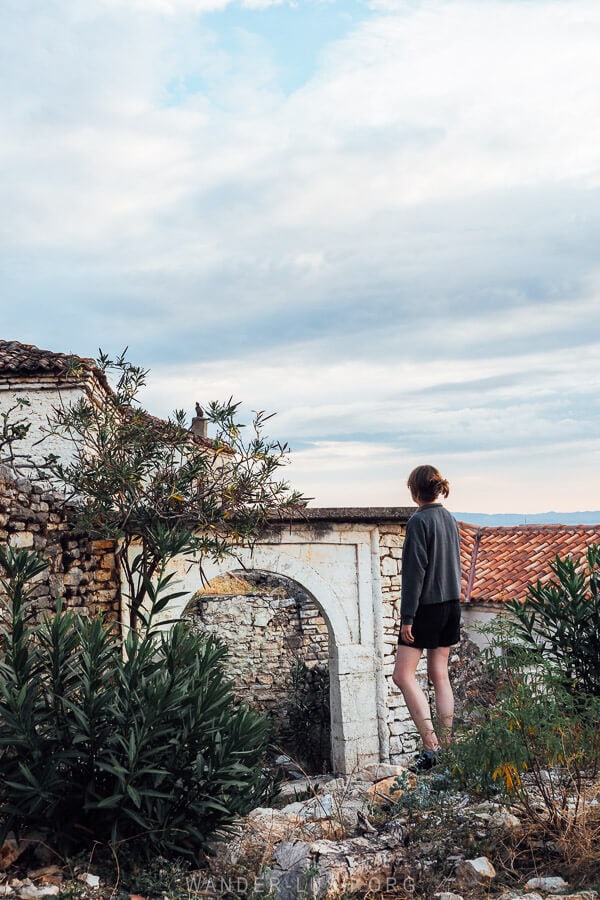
[154,533,384,773]
[167,544,355,646]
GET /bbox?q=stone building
[0,340,111,475]
[0,464,120,620]
[0,342,121,621]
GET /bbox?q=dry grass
[194,574,255,596]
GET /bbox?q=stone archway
[165,528,384,774]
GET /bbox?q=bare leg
[392,645,440,752]
[427,646,454,746]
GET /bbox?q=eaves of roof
[0,339,111,393]
[269,506,414,525]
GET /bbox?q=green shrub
[451,546,600,802]
[451,647,600,795]
[449,603,600,862]
[506,543,600,696]
[0,546,272,861]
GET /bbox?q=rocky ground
[1,761,598,899]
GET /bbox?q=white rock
[0,887,14,897]
[8,532,34,549]
[525,876,569,893]
[381,556,399,576]
[435,893,464,900]
[468,857,496,878]
[246,807,302,841]
[274,755,304,778]
[489,808,522,832]
[280,794,334,821]
[496,894,544,900]
[77,873,100,889]
[337,798,370,829]
[272,840,312,871]
[358,763,409,782]
[561,892,600,900]
[17,888,59,899]
[277,775,333,800]
[455,856,496,885]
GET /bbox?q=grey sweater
[401,503,462,625]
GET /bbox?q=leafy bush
[448,559,600,878]
[506,543,600,696]
[0,546,272,861]
[451,640,600,803]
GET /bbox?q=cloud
[2,0,600,510]
[140,334,600,471]
[98,0,285,12]
[5,0,600,249]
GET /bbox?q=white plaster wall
[461,605,501,649]
[0,383,85,473]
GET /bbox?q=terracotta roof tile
[0,339,108,388]
[458,521,600,604]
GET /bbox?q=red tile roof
[459,522,600,604]
[0,340,109,390]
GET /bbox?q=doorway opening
[186,569,332,773]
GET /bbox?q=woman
[392,465,462,771]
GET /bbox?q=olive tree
[0,397,32,474]
[43,351,304,629]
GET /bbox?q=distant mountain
[454,511,600,527]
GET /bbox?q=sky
[2,0,600,514]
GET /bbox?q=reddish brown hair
[407,465,450,503]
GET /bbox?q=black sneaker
[409,749,441,773]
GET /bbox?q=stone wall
[378,525,422,759]
[0,465,120,620]
[186,570,329,726]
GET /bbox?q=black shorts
[398,599,461,650]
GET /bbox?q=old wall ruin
[163,511,430,772]
[0,465,473,774]
[0,465,120,619]
[187,571,329,724]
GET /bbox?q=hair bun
[407,465,450,501]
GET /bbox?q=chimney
[190,402,208,439]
